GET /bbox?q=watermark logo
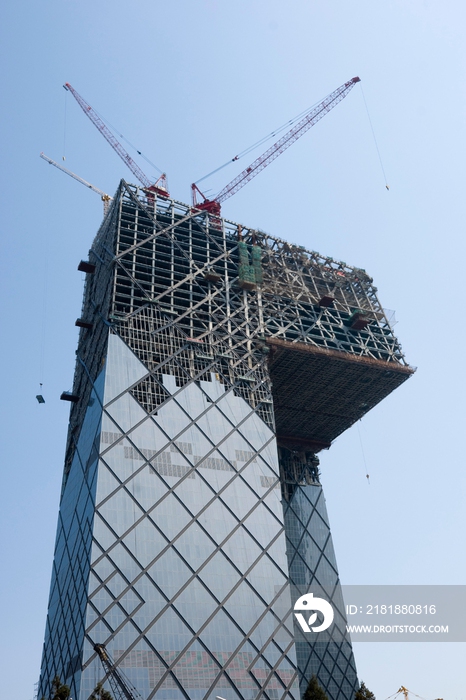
[294,593,334,633]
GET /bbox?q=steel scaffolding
[65,181,413,480]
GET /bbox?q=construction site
[38,79,414,700]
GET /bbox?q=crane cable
[62,88,67,161]
[63,86,161,178]
[36,237,49,404]
[360,85,390,190]
[194,96,325,186]
[90,105,164,176]
[383,686,441,700]
[357,421,370,484]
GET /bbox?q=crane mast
[192,76,360,216]
[93,644,139,700]
[64,83,169,198]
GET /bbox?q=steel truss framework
[39,182,413,700]
[64,182,412,476]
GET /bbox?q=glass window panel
[103,334,148,405]
[172,472,215,515]
[218,476,260,521]
[150,493,193,542]
[197,501,238,546]
[176,424,212,464]
[222,581,266,637]
[103,602,127,631]
[89,588,113,613]
[121,517,166,568]
[172,381,210,422]
[105,392,147,432]
[221,527,262,575]
[198,607,245,653]
[263,538,291,578]
[236,411,273,451]
[105,571,128,597]
[174,580,218,633]
[126,417,170,455]
[98,488,144,537]
[242,506,283,550]
[216,391,251,425]
[93,515,118,552]
[95,463,121,504]
[107,618,140,651]
[100,439,138,482]
[125,464,168,511]
[196,406,234,446]
[145,605,193,651]
[148,547,192,599]
[154,395,192,437]
[107,543,142,581]
[173,522,216,570]
[119,588,144,615]
[198,551,241,601]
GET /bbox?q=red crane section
[192,76,360,216]
[64,83,169,198]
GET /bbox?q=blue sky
[1,1,465,698]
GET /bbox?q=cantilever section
[267,337,415,451]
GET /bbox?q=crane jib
[215,76,360,205]
[64,83,168,194]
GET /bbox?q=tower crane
[93,644,140,700]
[63,83,169,198]
[40,153,112,214]
[191,76,360,217]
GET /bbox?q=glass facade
[280,449,358,699]
[39,371,106,695]
[40,334,300,700]
[39,182,412,700]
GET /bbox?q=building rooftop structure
[66,181,412,474]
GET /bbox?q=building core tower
[38,183,413,700]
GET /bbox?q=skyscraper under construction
[38,182,413,700]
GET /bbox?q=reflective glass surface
[283,482,358,700]
[40,334,300,700]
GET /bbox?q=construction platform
[268,338,413,450]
